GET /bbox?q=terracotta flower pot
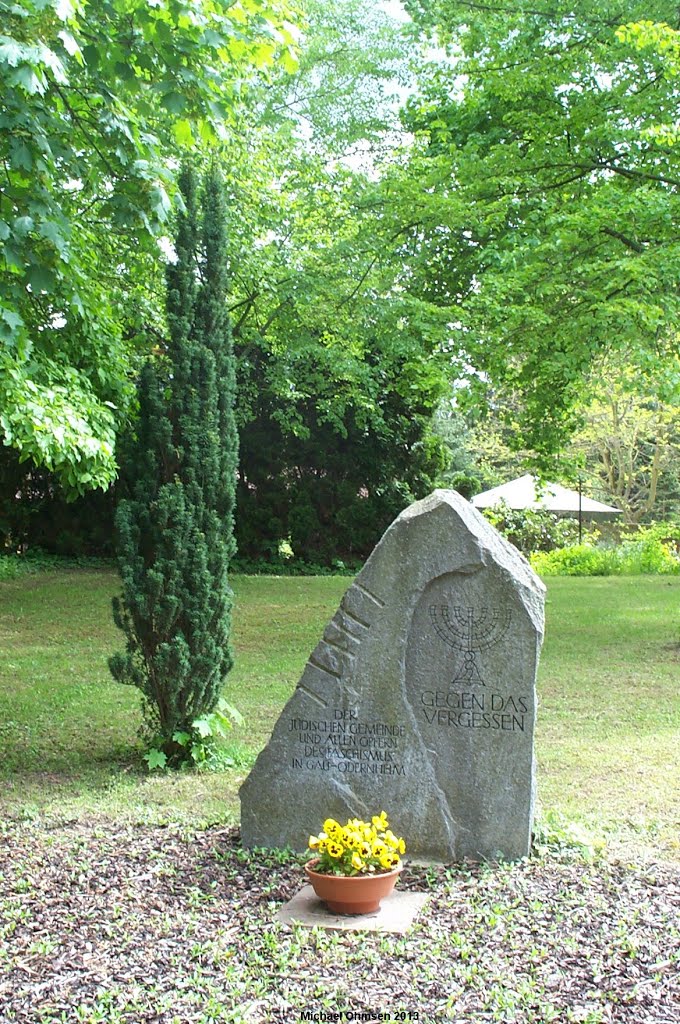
[305,859,402,915]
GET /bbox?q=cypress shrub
[110,163,238,760]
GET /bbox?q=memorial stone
[239,490,545,861]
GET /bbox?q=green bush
[230,555,360,577]
[531,529,680,577]
[531,545,616,576]
[0,551,112,579]
[482,502,578,554]
[617,536,680,574]
[110,164,238,762]
[0,555,31,580]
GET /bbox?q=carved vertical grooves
[353,582,385,607]
[307,654,341,679]
[340,607,371,631]
[296,683,328,707]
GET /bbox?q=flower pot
[305,860,402,915]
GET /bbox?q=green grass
[535,576,680,856]
[0,571,346,824]
[0,570,678,857]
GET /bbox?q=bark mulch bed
[0,819,678,1024]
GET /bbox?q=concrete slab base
[276,885,429,933]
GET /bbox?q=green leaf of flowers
[192,718,213,738]
[144,748,167,770]
[217,697,243,726]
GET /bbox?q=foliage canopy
[0,0,297,493]
[402,0,680,458]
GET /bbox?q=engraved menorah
[429,605,511,686]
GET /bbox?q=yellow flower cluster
[308,812,406,877]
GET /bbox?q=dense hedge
[530,526,680,576]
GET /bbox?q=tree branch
[599,160,680,189]
[601,227,645,253]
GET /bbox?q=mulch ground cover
[0,820,678,1024]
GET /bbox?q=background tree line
[1,0,678,566]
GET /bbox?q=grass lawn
[0,569,678,858]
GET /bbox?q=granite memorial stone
[239,490,545,861]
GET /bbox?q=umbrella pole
[578,477,582,544]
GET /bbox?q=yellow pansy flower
[341,830,353,847]
[372,839,388,858]
[308,813,406,877]
[380,851,401,871]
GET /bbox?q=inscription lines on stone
[327,613,366,644]
[419,689,529,732]
[289,711,406,777]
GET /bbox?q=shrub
[617,536,680,574]
[0,555,32,580]
[110,164,238,762]
[532,545,611,576]
[531,531,680,577]
[0,552,112,579]
[482,502,578,554]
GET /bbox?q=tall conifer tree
[110,163,238,758]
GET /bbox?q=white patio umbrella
[471,474,621,537]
